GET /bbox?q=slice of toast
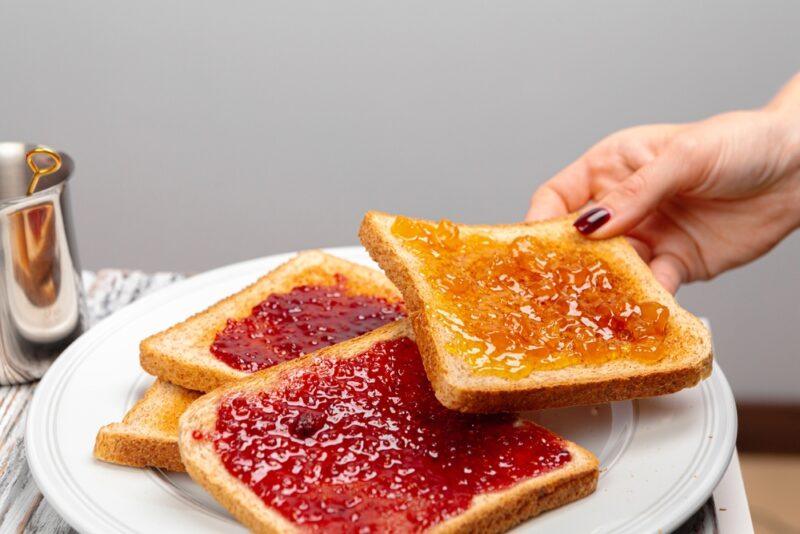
[359,211,713,413]
[94,379,202,471]
[140,250,402,392]
[179,320,599,533]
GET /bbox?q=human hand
[526,75,800,293]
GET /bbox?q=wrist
[762,109,800,231]
[788,170,800,231]
[780,118,800,230]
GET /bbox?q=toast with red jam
[140,250,404,392]
[179,320,599,533]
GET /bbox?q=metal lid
[0,142,74,203]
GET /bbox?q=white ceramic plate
[26,247,737,534]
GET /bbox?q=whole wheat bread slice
[140,250,402,392]
[359,211,713,413]
[179,320,599,533]
[94,379,202,471]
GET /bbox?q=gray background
[1,0,798,402]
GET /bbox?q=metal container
[0,142,86,384]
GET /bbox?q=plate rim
[26,246,737,534]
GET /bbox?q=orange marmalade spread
[391,217,670,378]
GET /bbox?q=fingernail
[574,207,610,235]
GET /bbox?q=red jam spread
[209,337,570,532]
[390,216,670,379]
[210,274,405,372]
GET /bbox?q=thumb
[573,141,700,239]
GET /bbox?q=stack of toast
[95,250,402,471]
[94,213,712,533]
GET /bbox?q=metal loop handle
[26,147,62,196]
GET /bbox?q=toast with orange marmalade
[359,211,712,413]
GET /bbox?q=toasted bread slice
[179,320,599,533]
[141,250,402,392]
[94,379,202,471]
[359,211,713,413]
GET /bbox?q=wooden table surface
[0,270,718,533]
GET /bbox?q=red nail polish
[574,207,610,235]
